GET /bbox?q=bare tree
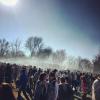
[93,53,100,73]
[0,39,9,57]
[66,56,78,69]
[25,36,43,57]
[15,39,21,56]
[10,39,23,57]
[79,58,92,72]
[38,47,52,58]
[52,49,66,64]
[77,56,82,71]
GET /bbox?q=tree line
[0,36,100,72]
[0,36,66,63]
[0,38,24,58]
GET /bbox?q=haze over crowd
[0,36,99,72]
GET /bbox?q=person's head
[65,77,69,83]
[34,66,36,69]
[39,73,47,81]
[38,68,42,73]
[0,83,16,100]
[21,67,26,74]
[53,69,58,74]
[97,73,100,80]
[60,77,66,84]
[49,72,56,81]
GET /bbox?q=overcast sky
[0,0,100,59]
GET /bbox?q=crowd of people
[0,62,100,100]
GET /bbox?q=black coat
[58,83,73,100]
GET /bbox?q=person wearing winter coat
[92,73,100,100]
[58,77,73,100]
[18,67,29,100]
[47,72,58,100]
[33,73,47,100]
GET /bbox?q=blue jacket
[19,73,28,89]
[47,81,58,100]
[34,81,47,100]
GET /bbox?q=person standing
[18,67,29,100]
[92,73,100,100]
[80,73,87,100]
[33,73,47,100]
[47,72,58,100]
[58,77,73,100]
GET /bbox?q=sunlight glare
[0,0,18,7]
